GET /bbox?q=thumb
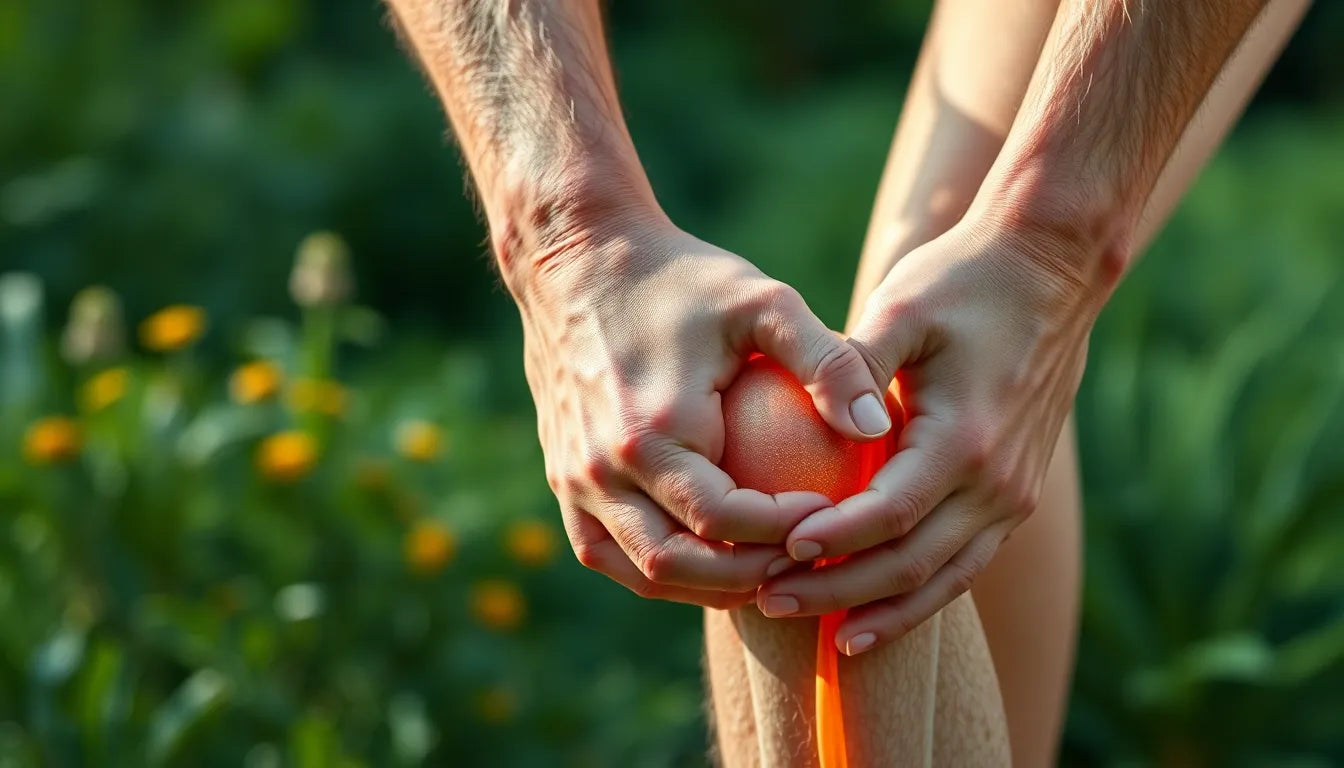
[846,292,926,398]
[747,283,892,441]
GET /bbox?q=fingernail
[790,539,823,561]
[849,392,891,437]
[766,556,794,578]
[761,595,799,617]
[844,632,877,656]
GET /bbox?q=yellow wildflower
[471,580,526,631]
[405,520,455,575]
[288,378,347,417]
[138,305,206,352]
[476,687,516,724]
[255,431,317,483]
[506,519,556,568]
[230,360,284,404]
[23,417,81,464]
[80,367,129,412]
[394,420,444,462]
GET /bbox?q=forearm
[974,0,1269,286]
[854,0,1303,326]
[849,0,1059,327]
[383,0,661,285]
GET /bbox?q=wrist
[488,156,669,301]
[968,153,1134,299]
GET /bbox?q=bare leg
[706,608,761,768]
[846,1,1309,765]
[933,595,1012,766]
[707,594,1006,767]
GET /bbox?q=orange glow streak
[815,566,849,768]
[720,355,900,768]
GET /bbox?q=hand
[756,217,1117,651]
[513,211,892,608]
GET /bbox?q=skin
[757,0,1276,658]
[711,1,1306,765]
[384,0,1306,764]
[717,595,1009,767]
[383,0,892,611]
[831,0,1306,764]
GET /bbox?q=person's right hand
[509,211,892,608]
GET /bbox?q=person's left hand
[754,216,1122,655]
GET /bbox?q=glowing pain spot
[721,354,901,767]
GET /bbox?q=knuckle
[883,561,915,595]
[1008,484,1039,521]
[888,611,920,638]
[807,337,865,387]
[571,540,604,571]
[577,453,612,487]
[956,425,991,475]
[638,545,677,585]
[986,465,1016,503]
[762,281,805,315]
[645,402,680,435]
[903,554,938,590]
[613,424,658,467]
[869,290,922,330]
[945,558,979,596]
[877,491,923,540]
[559,471,585,498]
[684,493,727,541]
[822,583,848,612]
[687,508,725,541]
[659,474,721,539]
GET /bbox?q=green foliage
[1063,114,1344,766]
[0,262,716,767]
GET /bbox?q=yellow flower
[394,420,444,462]
[139,305,206,352]
[80,367,129,412]
[471,580,526,631]
[230,360,284,404]
[475,687,516,724]
[506,519,556,568]
[405,520,455,575]
[255,431,317,483]
[288,378,347,417]
[23,417,81,464]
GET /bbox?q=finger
[846,286,930,391]
[744,282,891,440]
[593,492,793,592]
[562,508,755,609]
[630,438,834,544]
[757,492,981,617]
[785,414,964,560]
[834,524,1007,655]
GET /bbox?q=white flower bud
[289,231,353,307]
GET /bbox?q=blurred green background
[4,1,1344,765]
